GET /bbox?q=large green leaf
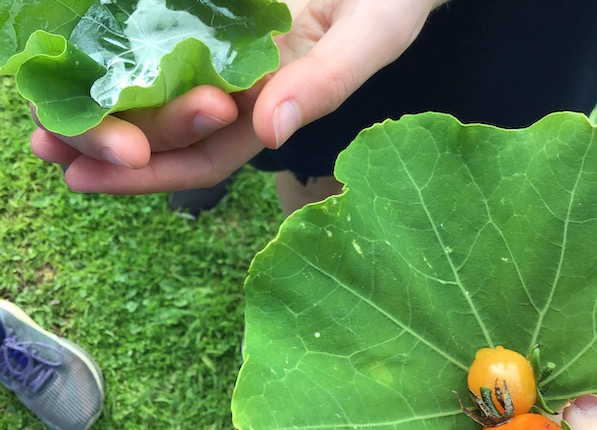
[0,0,290,136]
[232,112,597,429]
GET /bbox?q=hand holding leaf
[1,0,290,135]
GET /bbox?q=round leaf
[232,112,597,429]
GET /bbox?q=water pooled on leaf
[70,0,233,107]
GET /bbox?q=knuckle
[321,62,359,110]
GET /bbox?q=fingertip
[30,127,80,164]
[252,71,297,148]
[186,85,239,123]
[139,85,239,151]
[30,127,47,150]
[252,56,352,149]
[59,115,152,169]
[94,119,151,168]
[272,100,302,149]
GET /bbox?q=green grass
[0,76,284,429]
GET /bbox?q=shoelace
[0,329,63,395]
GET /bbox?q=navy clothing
[251,0,597,181]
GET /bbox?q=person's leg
[275,172,343,216]
[0,300,104,430]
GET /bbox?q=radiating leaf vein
[531,128,595,348]
[383,126,494,348]
[283,243,469,372]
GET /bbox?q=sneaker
[0,300,105,430]
[167,172,239,218]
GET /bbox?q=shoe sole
[0,300,106,424]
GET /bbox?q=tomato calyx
[528,343,557,415]
[455,380,515,427]
[459,344,566,428]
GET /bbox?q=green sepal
[529,343,543,381]
[479,386,501,417]
[534,394,557,415]
[540,362,557,382]
[528,343,558,414]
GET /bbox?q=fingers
[253,0,434,148]
[30,128,81,165]
[30,85,238,168]
[31,115,151,169]
[63,111,264,194]
[117,85,238,153]
[562,395,597,429]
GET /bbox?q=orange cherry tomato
[468,346,537,415]
[483,413,562,430]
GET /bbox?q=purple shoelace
[0,329,63,395]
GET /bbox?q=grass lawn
[0,76,285,429]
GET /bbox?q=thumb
[562,395,597,430]
[253,0,434,148]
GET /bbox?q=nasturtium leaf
[232,112,597,429]
[0,0,290,136]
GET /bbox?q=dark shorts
[250,0,597,183]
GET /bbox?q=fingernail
[273,100,301,148]
[101,147,133,168]
[192,113,226,137]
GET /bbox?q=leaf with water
[0,0,290,135]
